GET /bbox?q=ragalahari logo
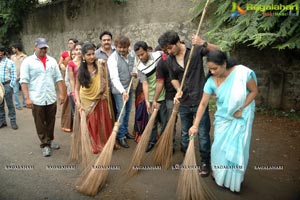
[231,2,247,18]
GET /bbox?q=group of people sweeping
[9,28,258,196]
[64,29,257,195]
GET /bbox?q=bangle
[238,107,243,111]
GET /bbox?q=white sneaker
[42,146,51,157]
[50,141,60,149]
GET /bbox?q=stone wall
[232,47,300,110]
[21,0,198,59]
[20,0,300,110]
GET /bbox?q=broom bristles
[127,109,158,177]
[177,136,202,200]
[177,136,216,200]
[80,111,94,169]
[153,103,179,169]
[75,122,120,196]
[69,109,81,163]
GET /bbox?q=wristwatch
[202,41,208,48]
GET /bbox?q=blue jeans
[179,105,211,163]
[13,81,26,108]
[113,92,133,140]
[148,100,168,145]
[0,83,16,124]
[166,99,178,148]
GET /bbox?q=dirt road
[0,105,299,200]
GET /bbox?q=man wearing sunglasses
[20,38,65,157]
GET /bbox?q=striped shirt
[137,51,165,102]
[0,57,17,88]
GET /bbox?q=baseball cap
[35,38,49,48]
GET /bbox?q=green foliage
[0,0,38,45]
[192,0,300,51]
[208,97,217,112]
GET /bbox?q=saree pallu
[80,60,115,154]
[210,65,257,192]
[133,82,149,142]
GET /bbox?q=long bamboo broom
[75,73,135,196]
[177,136,216,200]
[177,0,214,199]
[153,0,211,169]
[80,110,95,169]
[127,108,158,177]
[69,109,81,163]
[153,103,178,169]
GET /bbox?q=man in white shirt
[20,38,65,157]
[107,36,136,148]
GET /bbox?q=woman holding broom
[189,50,258,192]
[75,43,115,154]
[68,42,83,117]
[60,38,78,132]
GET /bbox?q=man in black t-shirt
[152,47,177,153]
[158,31,220,177]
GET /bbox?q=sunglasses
[40,47,47,50]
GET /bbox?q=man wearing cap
[0,46,18,130]
[20,38,65,157]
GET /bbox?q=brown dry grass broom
[75,76,135,196]
[69,109,82,163]
[176,0,215,199]
[177,136,216,200]
[153,103,179,169]
[80,110,95,169]
[127,108,158,177]
[153,0,211,171]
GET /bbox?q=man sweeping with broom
[134,41,167,153]
[158,31,219,177]
[107,36,136,149]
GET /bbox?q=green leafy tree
[192,0,300,51]
[0,0,38,45]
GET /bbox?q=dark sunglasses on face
[40,47,47,50]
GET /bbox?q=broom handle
[179,0,210,92]
[116,60,140,123]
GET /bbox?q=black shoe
[145,143,155,153]
[11,123,18,130]
[200,163,210,177]
[125,133,135,139]
[0,122,7,128]
[118,138,129,148]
